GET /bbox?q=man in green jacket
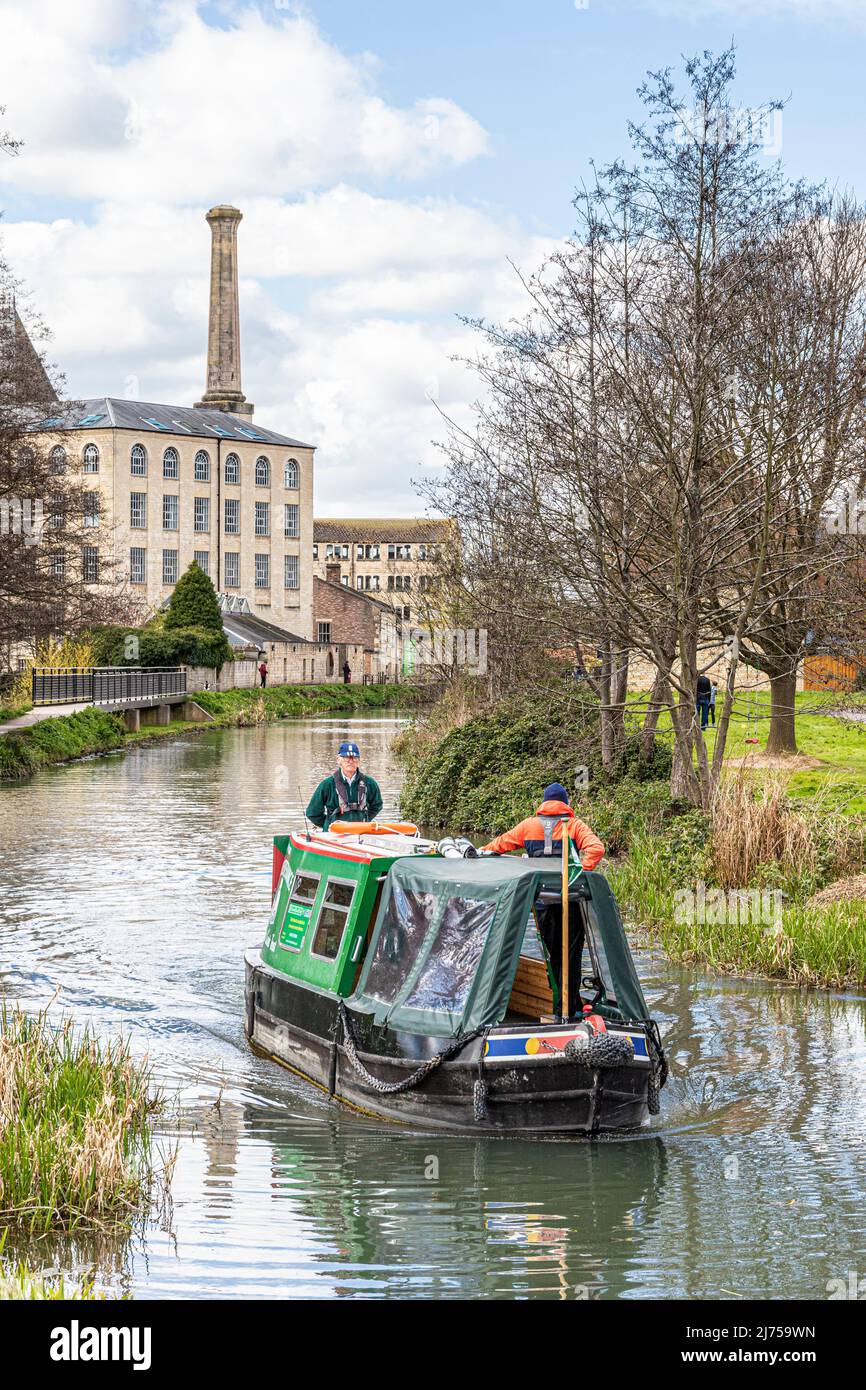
[306,741,384,830]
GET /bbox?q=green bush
[398,688,673,833]
[94,624,233,672]
[164,561,224,632]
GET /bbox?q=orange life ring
[329,820,418,836]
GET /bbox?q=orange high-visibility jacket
[481,798,605,869]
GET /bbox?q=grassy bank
[397,688,866,989]
[0,1005,159,1233]
[633,689,866,813]
[0,682,422,780]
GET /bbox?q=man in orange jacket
[481,783,604,1018]
[480,783,604,867]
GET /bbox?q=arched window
[284,457,299,490]
[130,443,147,476]
[194,449,210,482]
[162,447,179,479]
[224,452,240,485]
[255,455,270,487]
[83,444,99,473]
[49,445,67,474]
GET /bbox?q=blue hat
[543,782,570,803]
[338,742,360,758]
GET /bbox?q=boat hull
[245,949,652,1134]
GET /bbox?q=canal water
[1,714,865,1300]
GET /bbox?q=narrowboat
[244,825,668,1134]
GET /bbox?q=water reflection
[1,716,865,1298]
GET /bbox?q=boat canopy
[348,856,651,1038]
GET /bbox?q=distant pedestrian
[259,660,268,688]
[342,660,351,684]
[709,682,717,726]
[696,673,711,729]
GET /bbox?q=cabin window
[310,879,356,961]
[403,896,494,1014]
[277,871,320,953]
[363,886,438,1005]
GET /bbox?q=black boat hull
[245,949,651,1134]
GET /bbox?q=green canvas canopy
[348,856,651,1038]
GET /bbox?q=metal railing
[31,667,187,707]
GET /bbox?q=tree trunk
[610,645,630,758]
[641,666,670,759]
[669,698,703,804]
[765,668,798,755]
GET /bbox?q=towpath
[0,704,90,734]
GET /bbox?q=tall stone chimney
[194,204,254,417]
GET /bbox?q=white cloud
[0,1,554,513]
[262,317,481,513]
[0,1,489,203]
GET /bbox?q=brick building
[312,518,450,627]
[313,576,400,680]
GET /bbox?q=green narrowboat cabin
[244,826,668,1134]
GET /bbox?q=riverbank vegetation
[0,682,423,779]
[0,1005,159,1232]
[397,685,866,988]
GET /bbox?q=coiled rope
[336,1000,484,1096]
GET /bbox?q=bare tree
[426,51,817,807]
[709,192,866,752]
[0,120,127,680]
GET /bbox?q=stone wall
[626,651,805,694]
[183,641,368,692]
[184,660,259,692]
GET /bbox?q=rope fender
[336,1000,484,1097]
[643,1018,669,1116]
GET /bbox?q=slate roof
[221,611,311,649]
[29,398,314,449]
[313,517,450,543]
[312,574,395,617]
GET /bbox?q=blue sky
[1,0,865,512]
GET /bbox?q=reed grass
[609,836,866,988]
[0,1260,114,1300]
[711,774,813,888]
[0,1004,160,1233]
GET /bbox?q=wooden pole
[561,820,570,1021]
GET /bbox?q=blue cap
[543,782,570,804]
[338,742,360,758]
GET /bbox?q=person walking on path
[306,742,383,830]
[258,660,268,689]
[342,660,351,684]
[709,681,717,726]
[696,673,711,729]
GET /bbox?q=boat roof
[288,829,435,866]
[349,856,651,1037]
